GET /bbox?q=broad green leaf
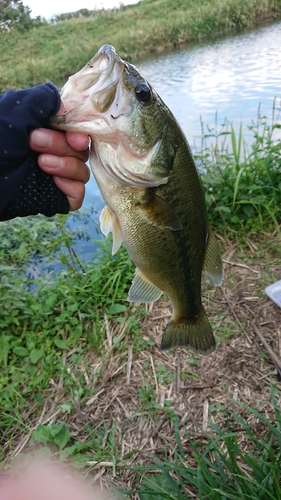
[54,338,68,350]
[30,348,44,364]
[13,346,29,357]
[53,426,71,450]
[107,303,127,315]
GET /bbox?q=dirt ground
[4,232,281,493]
[67,232,281,490]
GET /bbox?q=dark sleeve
[0,82,69,221]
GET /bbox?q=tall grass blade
[231,122,243,169]
[232,166,245,207]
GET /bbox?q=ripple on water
[74,20,281,260]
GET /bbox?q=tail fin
[160,307,215,354]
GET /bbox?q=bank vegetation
[1,0,281,91]
[1,0,281,497]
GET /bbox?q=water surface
[75,19,281,257]
[137,20,281,144]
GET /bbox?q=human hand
[0,462,114,500]
[29,102,90,211]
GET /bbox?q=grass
[1,0,281,481]
[0,214,137,391]
[1,0,281,91]
[0,216,145,468]
[127,387,281,499]
[196,99,281,235]
[1,103,281,499]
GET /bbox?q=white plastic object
[265,280,281,308]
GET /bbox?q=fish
[50,44,224,354]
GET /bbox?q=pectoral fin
[128,268,163,303]
[137,192,183,231]
[99,205,124,255]
[99,205,113,236]
[203,228,224,286]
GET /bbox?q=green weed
[197,100,281,233]
[1,99,281,492]
[0,213,140,453]
[124,386,281,499]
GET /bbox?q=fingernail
[41,154,64,169]
[32,130,52,148]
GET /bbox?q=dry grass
[2,231,281,494]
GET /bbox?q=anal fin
[203,228,224,286]
[128,268,163,303]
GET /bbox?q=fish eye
[135,82,151,103]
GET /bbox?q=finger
[66,131,90,151]
[38,155,90,184]
[0,463,111,500]
[29,128,89,161]
[53,177,85,211]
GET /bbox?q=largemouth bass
[51,44,223,353]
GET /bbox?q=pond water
[137,20,281,144]
[71,18,281,260]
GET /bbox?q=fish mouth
[50,45,169,189]
[63,44,123,106]
[51,44,124,127]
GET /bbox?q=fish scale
[50,44,224,354]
